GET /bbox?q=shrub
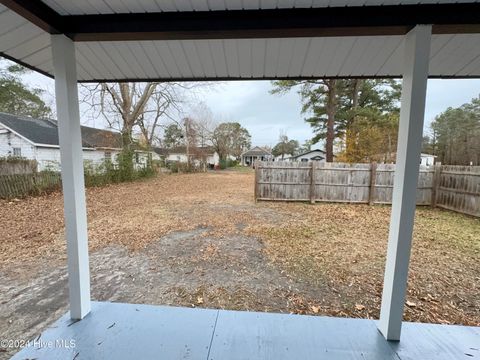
[219,158,239,169]
[83,153,155,188]
[167,161,200,173]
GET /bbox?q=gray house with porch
[241,146,273,166]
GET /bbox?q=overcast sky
[22,70,480,148]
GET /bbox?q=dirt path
[1,171,479,359]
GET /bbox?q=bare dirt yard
[1,169,479,358]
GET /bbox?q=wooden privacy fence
[0,172,61,199]
[255,161,480,217]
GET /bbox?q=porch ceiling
[0,1,480,81]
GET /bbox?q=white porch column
[378,25,431,341]
[51,35,91,320]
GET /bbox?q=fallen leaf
[355,304,365,311]
[406,301,417,308]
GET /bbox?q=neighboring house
[274,154,293,161]
[157,146,220,168]
[0,112,152,171]
[241,146,273,166]
[420,153,436,166]
[376,152,437,166]
[289,149,327,162]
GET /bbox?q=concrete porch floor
[11,301,480,360]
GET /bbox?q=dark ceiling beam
[1,1,480,41]
[0,0,64,34]
[64,3,480,41]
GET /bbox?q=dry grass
[0,170,478,325]
[248,203,480,324]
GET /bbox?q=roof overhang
[4,3,480,41]
[1,1,479,81]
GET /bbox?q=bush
[219,158,239,169]
[166,161,200,173]
[83,153,155,188]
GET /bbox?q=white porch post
[378,25,431,341]
[51,35,91,320]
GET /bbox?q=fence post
[310,161,316,204]
[369,162,377,205]
[254,160,260,203]
[431,163,441,208]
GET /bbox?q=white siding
[36,148,122,171]
[35,147,62,171]
[166,152,219,166]
[0,128,36,160]
[207,152,220,166]
[420,154,435,166]
[166,153,189,163]
[0,129,128,171]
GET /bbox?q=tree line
[1,59,478,166]
[271,79,402,163]
[423,96,480,165]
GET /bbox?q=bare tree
[188,102,217,147]
[81,82,200,150]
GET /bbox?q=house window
[301,158,308,162]
[135,152,140,163]
[104,151,112,161]
[13,147,21,157]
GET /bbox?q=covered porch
[1,0,479,359]
[11,302,480,360]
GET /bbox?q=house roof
[0,2,479,81]
[242,147,272,157]
[0,112,62,146]
[293,149,326,159]
[0,112,123,149]
[153,147,168,156]
[79,124,122,149]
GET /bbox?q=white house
[241,146,273,166]
[0,112,152,171]
[274,154,293,161]
[377,151,437,166]
[156,146,220,168]
[420,153,436,166]
[289,149,327,162]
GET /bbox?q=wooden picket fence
[255,161,480,217]
[435,165,480,217]
[0,172,61,199]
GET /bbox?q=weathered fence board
[255,161,480,217]
[0,172,61,199]
[435,165,480,217]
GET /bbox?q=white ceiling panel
[38,0,475,14]
[6,33,50,60]
[70,35,480,80]
[264,38,281,77]
[208,40,229,77]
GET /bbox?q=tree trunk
[345,80,361,159]
[326,80,336,162]
[121,129,133,149]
